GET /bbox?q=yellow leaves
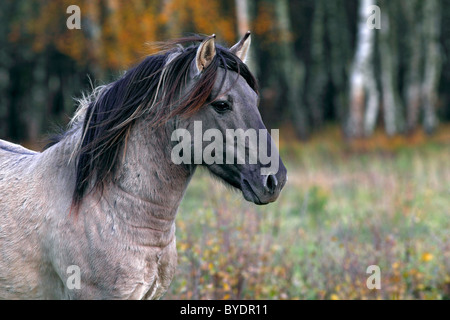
[421,252,434,262]
[223,282,231,291]
[445,274,450,284]
[408,268,418,276]
[416,283,426,291]
[253,3,275,37]
[178,242,189,252]
[22,0,240,71]
[160,0,235,45]
[330,294,339,300]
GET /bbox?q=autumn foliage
[16,0,242,71]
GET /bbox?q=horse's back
[0,139,37,158]
[0,139,38,175]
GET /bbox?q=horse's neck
[103,119,195,228]
[36,121,193,298]
[42,119,193,234]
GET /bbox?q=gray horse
[0,33,287,299]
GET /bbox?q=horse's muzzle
[241,164,287,205]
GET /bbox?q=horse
[0,33,287,299]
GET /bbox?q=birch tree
[273,0,308,139]
[235,0,258,75]
[307,0,327,128]
[379,0,404,135]
[347,0,380,138]
[325,0,352,127]
[402,0,423,133]
[421,0,442,134]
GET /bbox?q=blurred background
[0,0,449,299]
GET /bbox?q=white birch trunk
[379,3,404,136]
[235,0,257,75]
[348,0,379,137]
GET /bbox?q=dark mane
[62,36,258,209]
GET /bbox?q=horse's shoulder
[0,139,37,156]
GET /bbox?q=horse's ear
[230,31,251,63]
[195,34,216,73]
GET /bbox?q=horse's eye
[211,101,232,114]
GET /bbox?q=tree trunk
[347,0,379,138]
[105,0,124,68]
[234,0,258,75]
[0,66,8,138]
[379,0,404,136]
[0,0,10,139]
[325,0,351,127]
[28,54,47,141]
[421,0,442,134]
[403,0,423,133]
[307,0,327,129]
[161,0,180,37]
[362,60,380,136]
[274,0,308,139]
[84,1,104,79]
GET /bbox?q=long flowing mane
[46,36,258,209]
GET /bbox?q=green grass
[164,129,450,300]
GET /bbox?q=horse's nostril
[263,174,278,193]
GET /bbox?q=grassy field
[164,125,450,300]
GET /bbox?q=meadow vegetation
[165,125,450,300]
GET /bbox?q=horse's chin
[204,164,279,205]
[241,179,272,205]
